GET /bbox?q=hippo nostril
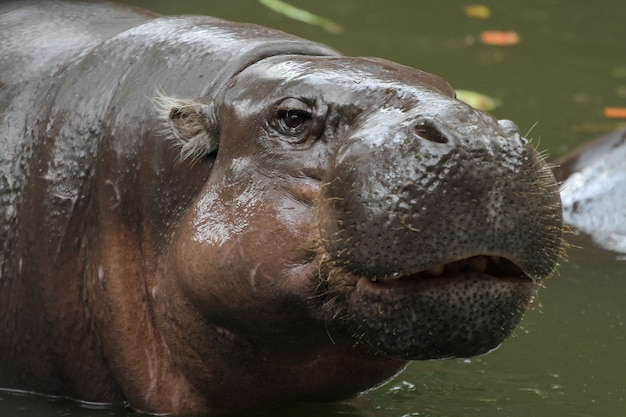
[414,120,448,144]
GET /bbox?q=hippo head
[155,55,562,403]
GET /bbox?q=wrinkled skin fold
[0,2,563,414]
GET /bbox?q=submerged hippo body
[554,128,626,254]
[0,2,563,414]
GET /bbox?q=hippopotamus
[0,1,563,414]
[554,128,626,254]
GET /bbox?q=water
[2,1,625,416]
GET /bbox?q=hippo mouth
[362,255,525,285]
[325,254,533,361]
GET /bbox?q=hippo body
[554,128,626,254]
[0,2,563,414]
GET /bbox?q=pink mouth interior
[370,255,526,283]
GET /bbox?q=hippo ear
[154,94,219,161]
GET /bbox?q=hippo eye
[275,98,313,140]
[279,109,310,130]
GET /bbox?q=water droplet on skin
[4,205,15,221]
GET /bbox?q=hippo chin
[0,1,563,414]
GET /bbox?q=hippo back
[555,129,626,253]
[0,1,340,279]
[0,1,151,269]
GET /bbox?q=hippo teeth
[428,255,489,276]
[370,255,524,282]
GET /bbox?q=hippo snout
[320,106,562,278]
[319,104,562,359]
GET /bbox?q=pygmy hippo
[0,2,563,414]
[554,128,626,254]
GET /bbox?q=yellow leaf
[464,5,491,19]
[456,90,501,111]
[258,0,343,34]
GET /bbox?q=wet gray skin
[555,128,626,254]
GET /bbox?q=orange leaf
[604,107,626,118]
[480,30,520,46]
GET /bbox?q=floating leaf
[464,5,491,19]
[258,0,343,34]
[480,30,520,46]
[456,89,501,111]
[604,107,626,119]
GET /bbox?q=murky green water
[1,1,625,416]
